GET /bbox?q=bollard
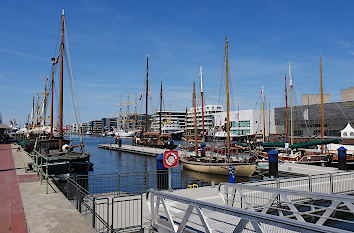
[337,146,347,170]
[268,149,279,178]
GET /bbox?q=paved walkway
[0,144,27,233]
[0,144,97,233]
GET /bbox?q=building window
[344,132,348,137]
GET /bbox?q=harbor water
[67,135,254,194]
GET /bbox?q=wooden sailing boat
[261,58,341,164]
[135,56,176,149]
[180,36,257,177]
[32,9,92,175]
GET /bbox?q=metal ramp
[218,182,354,231]
[146,189,349,233]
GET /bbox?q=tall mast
[119,96,122,129]
[50,58,56,138]
[127,91,130,130]
[285,73,288,141]
[193,82,198,156]
[145,55,149,132]
[159,80,163,134]
[262,86,265,143]
[35,94,40,126]
[200,65,205,141]
[134,93,137,130]
[185,106,188,144]
[31,96,34,126]
[59,9,65,152]
[289,61,293,145]
[320,56,324,153]
[42,78,48,125]
[225,36,230,159]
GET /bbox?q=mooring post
[268,149,279,178]
[337,146,347,170]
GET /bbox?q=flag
[139,93,143,100]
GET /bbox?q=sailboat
[32,9,92,175]
[180,36,257,177]
[260,58,341,164]
[135,57,177,149]
[114,93,137,137]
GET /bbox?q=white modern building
[151,111,185,133]
[213,109,275,137]
[71,122,89,134]
[186,105,224,136]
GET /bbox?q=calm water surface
[68,135,253,192]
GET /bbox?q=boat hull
[181,157,256,177]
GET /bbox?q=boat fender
[62,144,70,152]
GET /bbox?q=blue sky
[1,0,354,126]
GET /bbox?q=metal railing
[218,182,354,231]
[66,178,110,232]
[61,177,143,232]
[111,195,143,232]
[31,149,53,194]
[76,169,189,196]
[245,171,354,195]
[146,189,347,233]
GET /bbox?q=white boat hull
[114,130,136,137]
[181,157,256,177]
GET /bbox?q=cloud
[0,47,47,61]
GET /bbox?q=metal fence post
[46,159,49,194]
[308,175,312,192]
[140,194,143,230]
[78,190,82,212]
[330,173,334,194]
[40,157,43,185]
[168,168,172,192]
[111,197,114,232]
[118,173,120,196]
[66,179,70,198]
[76,184,80,210]
[276,178,280,189]
[146,171,149,191]
[92,196,96,229]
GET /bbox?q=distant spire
[62,9,65,16]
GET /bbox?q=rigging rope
[64,20,83,145]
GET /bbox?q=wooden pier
[98,144,166,157]
[98,144,195,157]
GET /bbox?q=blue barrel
[268,149,279,178]
[337,146,347,170]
